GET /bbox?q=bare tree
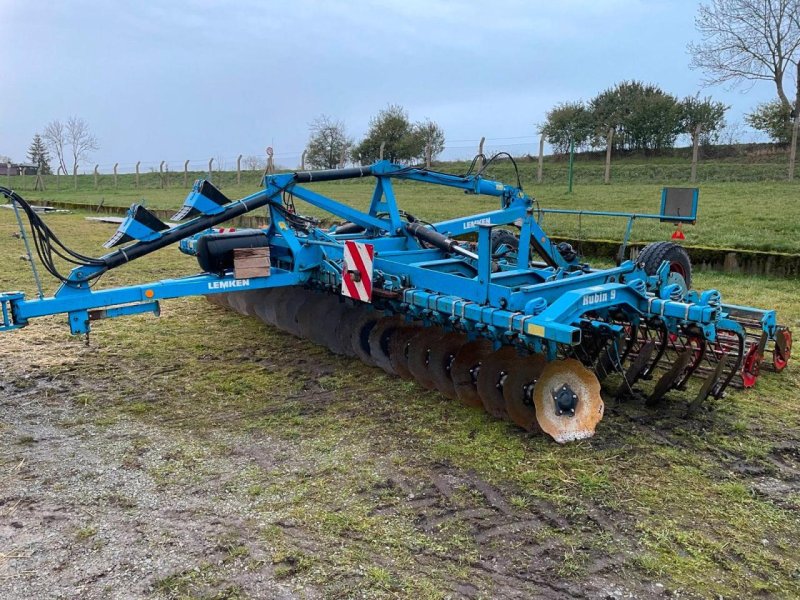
[688,0,800,109]
[66,117,99,185]
[43,120,68,175]
[243,155,266,171]
[306,115,353,169]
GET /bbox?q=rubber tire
[491,229,519,256]
[637,241,692,291]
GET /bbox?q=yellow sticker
[527,323,545,337]
[278,221,288,230]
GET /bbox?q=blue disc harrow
[0,159,791,442]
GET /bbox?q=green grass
[2,212,800,597]
[8,155,800,254]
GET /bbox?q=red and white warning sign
[341,240,374,302]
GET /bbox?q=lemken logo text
[463,218,491,230]
[208,279,251,290]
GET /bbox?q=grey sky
[0,0,780,172]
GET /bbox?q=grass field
[1,211,799,598]
[7,155,800,254]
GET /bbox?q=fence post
[266,147,274,175]
[73,164,78,190]
[113,163,118,190]
[135,161,140,189]
[604,128,614,184]
[5,162,10,188]
[379,141,386,160]
[184,160,190,188]
[690,124,702,184]
[237,154,242,185]
[35,166,45,191]
[301,150,307,170]
[537,135,544,183]
[159,160,166,189]
[478,137,485,165]
[94,164,99,189]
[788,61,799,181]
[208,158,214,183]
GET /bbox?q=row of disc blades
[209,288,605,443]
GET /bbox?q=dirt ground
[1,214,799,599]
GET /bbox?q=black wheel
[637,241,692,292]
[491,229,519,257]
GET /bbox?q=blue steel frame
[0,161,774,360]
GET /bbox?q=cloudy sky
[0,0,781,171]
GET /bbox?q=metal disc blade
[427,333,469,400]
[368,316,405,374]
[646,350,692,406]
[286,292,318,338]
[476,346,519,420]
[533,358,604,443]
[317,300,352,355]
[333,305,365,358]
[406,328,445,390]
[253,288,284,326]
[503,354,547,431]
[451,339,494,408]
[226,292,250,315]
[297,293,338,346]
[387,326,421,380]
[349,310,380,366]
[274,288,307,332]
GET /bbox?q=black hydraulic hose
[101,192,276,269]
[292,166,372,183]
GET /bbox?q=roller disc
[476,346,519,420]
[427,333,469,400]
[317,300,353,355]
[286,292,319,338]
[368,316,405,374]
[503,354,547,431]
[350,310,380,366]
[406,328,446,390]
[533,358,604,443]
[387,326,421,380]
[451,339,494,408]
[646,350,692,406]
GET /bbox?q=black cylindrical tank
[196,230,269,275]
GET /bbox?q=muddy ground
[1,214,799,599]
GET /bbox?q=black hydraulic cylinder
[405,222,478,260]
[292,166,372,183]
[101,193,272,269]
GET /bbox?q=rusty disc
[349,310,380,366]
[533,358,604,443]
[503,354,547,431]
[406,328,445,390]
[427,333,469,400]
[451,339,494,408]
[646,350,692,406]
[368,316,405,374]
[476,346,519,420]
[387,326,421,380]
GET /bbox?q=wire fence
[3,136,798,194]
